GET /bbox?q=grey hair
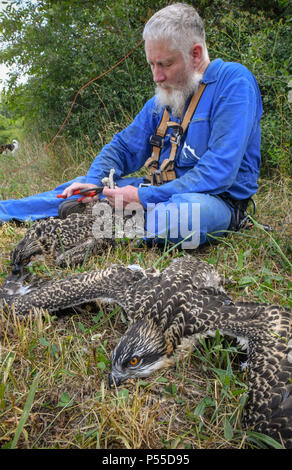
[143,3,208,61]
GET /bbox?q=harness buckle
[152,169,163,186]
[149,134,164,148]
[168,124,183,146]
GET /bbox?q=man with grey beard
[1,3,262,250]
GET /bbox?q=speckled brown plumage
[10,201,113,273]
[0,256,291,448]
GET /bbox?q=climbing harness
[141,82,272,234]
[144,83,207,186]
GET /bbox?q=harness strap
[144,108,170,171]
[144,83,207,185]
[160,83,207,173]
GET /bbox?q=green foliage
[0,0,163,142]
[0,0,291,174]
[0,95,23,141]
[202,1,291,176]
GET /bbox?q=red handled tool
[57,185,103,202]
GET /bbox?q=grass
[0,137,291,449]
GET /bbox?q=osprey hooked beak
[108,372,122,388]
[11,263,25,275]
[11,256,35,276]
[10,238,43,276]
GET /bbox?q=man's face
[145,39,191,92]
[145,39,202,117]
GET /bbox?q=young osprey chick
[10,202,112,274]
[0,256,291,448]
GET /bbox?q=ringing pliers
[57,185,104,202]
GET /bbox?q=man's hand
[62,182,99,204]
[102,185,141,208]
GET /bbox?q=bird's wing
[1,255,226,321]
[127,256,228,327]
[125,256,227,330]
[216,305,292,448]
[0,264,150,317]
[188,290,292,448]
[160,255,225,290]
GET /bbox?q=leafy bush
[202,1,291,175]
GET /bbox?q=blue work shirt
[86,58,263,207]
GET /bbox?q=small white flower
[91,331,106,342]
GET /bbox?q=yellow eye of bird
[129,357,139,366]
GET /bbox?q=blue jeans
[0,176,232,247]
[145,192,232,248]
[0,176,87,222]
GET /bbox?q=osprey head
[11,238,43,275]
[109,318,174,387]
